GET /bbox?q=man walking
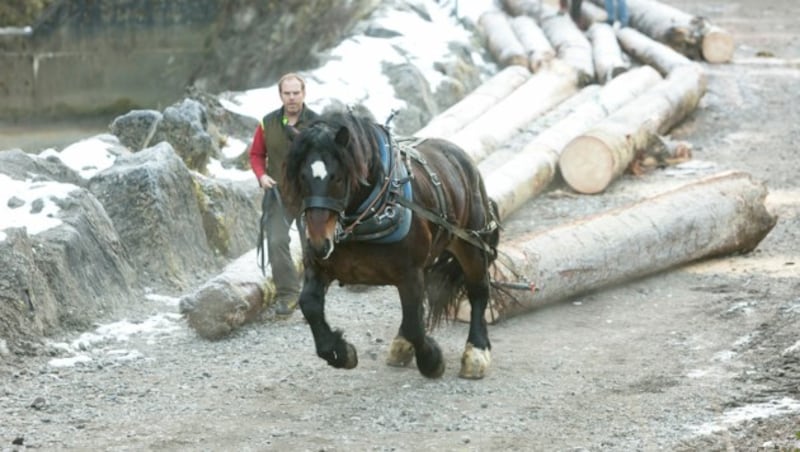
[249,73,318,316]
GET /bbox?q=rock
[0,149,83,187]
[152,99,220,173]
[87,142,220,290]
[109,109,163,151]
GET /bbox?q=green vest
[262,104,318,184]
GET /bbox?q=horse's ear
[334,126,350,147]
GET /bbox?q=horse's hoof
[417,336,445,379]
[343,342,358,369]
[459,342,491,380]
[386,336,415,367]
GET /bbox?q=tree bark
[510,15,556,72]
[558,63,706,194]
[580,1,608,26]
[591,0,735,63]
[448,60,579,164]
[460,171,777,323]
[414,65,531,140]
[587,22,628,84]
[180,241,303,339]
[615,26,693,76]
[485,65,662,219]
[500,0,542,20]
[539,5,595,85]
[479,10,529,69]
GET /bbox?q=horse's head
[284,112,376,259]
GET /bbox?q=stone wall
[0,0,379,120]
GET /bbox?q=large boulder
[109,99,221,173]
[0,163,140,353]
[193,173,261,260]
[87,142,219,290]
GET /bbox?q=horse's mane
[284,110,381,211]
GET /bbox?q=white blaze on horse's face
[310,160,328,180]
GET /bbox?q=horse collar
[337,125,413,244]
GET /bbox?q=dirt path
[2,0,799,450]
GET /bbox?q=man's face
[280,78,305,115]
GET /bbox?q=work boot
[274,297,298,317]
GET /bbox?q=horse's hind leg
[386,274,445,378]
[460,276,492,380]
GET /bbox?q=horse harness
[334,125,498,255]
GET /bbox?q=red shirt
[248,123,268,181]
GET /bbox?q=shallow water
[0,117,110,153]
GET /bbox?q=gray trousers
[263,191,303,302]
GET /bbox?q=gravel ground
[2,0,799,450]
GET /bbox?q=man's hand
[259,174,276,190]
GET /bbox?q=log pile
[589,0,735,63]
[559,63,706,194]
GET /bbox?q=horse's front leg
[460,278,492,379]
[386,271,444,378]
[298,268,358,369]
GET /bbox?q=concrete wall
[0,0,218,120]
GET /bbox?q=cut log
[587,22,628,84]
[479,11,529,69]
[478,84,604,175]
[180,237,303,339]
[485,65,663,219]
[500,0,542,19]
[448,60,579,163]
[414,65,531,139]
[559,63,706,194]
[461,171,777,323]
[580,1,608,25]
[591,0,735,63]
[616,26,693,75]
[510,15,556,72]
[539,5,595,85]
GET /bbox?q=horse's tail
[424,251,465,329]
[425,198,501,328]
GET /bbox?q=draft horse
[282,111,500,379]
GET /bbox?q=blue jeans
[605,0,629,27]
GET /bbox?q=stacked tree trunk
[479,10,529,69]
[510,15,556,72]
[486,65,662,219]
[558,63,706,194]
[447,60,579,163]
[587,22,628,84]
[539,5,595,85]
[590,0,735,63]
[414,65,531,139]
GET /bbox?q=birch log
[448,60,579,164]
[414,65,531,139]
[592,0,735,63]
[587,22,628,84]
[479,11,528,68]
[559,63,706,194]
[461,171,777,323]
[510,15,556,72]
[485,65,662,219]
[540,5,595,85]
[616,27,692,76]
